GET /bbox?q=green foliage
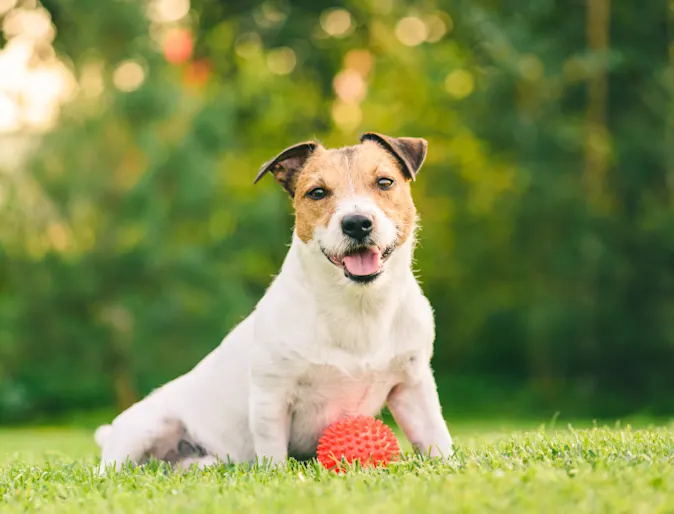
[1,0,674,421]
[2,423,674,513]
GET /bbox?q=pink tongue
[342,248,381,276]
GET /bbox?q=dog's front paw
[428,444,454,460]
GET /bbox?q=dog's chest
[286,348,417,458]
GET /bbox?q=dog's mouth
[322,245,395,284]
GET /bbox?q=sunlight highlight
[148,0,190,24]
[320,9,353,38]
[267,47,296,75]
[113,61,146,92]
[395,17,427,47]
[0,3,76,134]
[445,69,475,99]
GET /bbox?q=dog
[95,132,454,472]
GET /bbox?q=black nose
[341,214,373,241]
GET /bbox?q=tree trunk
[585,0,611,204]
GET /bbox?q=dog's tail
[94,424,113,447]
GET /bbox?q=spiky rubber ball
[316,415,400,472]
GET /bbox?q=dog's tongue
[343,248,381,276]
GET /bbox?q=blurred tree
[1,0,673,422]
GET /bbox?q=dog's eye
[376,177,394,191]
[306,187,327,200]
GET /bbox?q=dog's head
[255,133,427,285]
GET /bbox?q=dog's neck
[283,232,417,316]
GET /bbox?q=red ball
[316,415,401,472]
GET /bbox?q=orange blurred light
[163,28,193,64]
[343,49,373,77]
[333,69,366,103]
[184,59,212,87]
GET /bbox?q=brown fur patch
[293,140,417,244]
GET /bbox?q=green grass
[1,420,674,513]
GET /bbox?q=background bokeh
[1,0,672,425]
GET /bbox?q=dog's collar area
[320,243,396,285]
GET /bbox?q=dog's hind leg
[98,417,185,474]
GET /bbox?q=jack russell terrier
[95,132,454,472]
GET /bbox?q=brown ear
[254,141,321,197]
[359,132,428,180]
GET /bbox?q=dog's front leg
[249,380,291,467]
[387,364,453,459]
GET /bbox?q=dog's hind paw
[176,455,219,471]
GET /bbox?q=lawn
[1,419,673,513]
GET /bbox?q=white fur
[96,193,453,473]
